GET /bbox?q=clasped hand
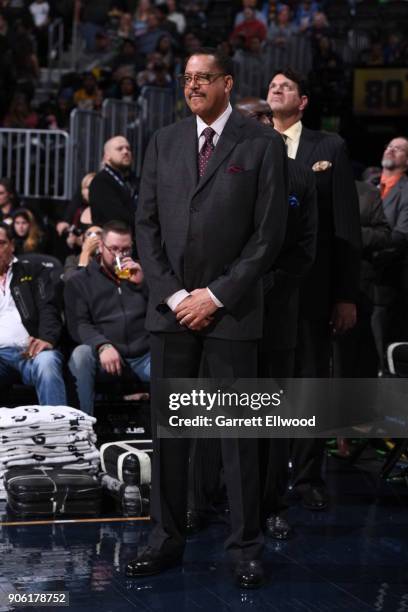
[175,288,218,331]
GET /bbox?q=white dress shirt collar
[196,103,233,147]
[282,120,303,159]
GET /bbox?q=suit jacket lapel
[181,116,199,190]
[383,175,406,209]
[191,110,243,199]
[295,126,320,165]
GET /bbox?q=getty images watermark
[155,378,408,438]
[168,389,316,429]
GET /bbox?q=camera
[62,225,83,238]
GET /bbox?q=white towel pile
[0,406,100,499]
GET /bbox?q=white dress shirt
[165,104,233,312]
[282,120,303,159]
[0,258,30,349]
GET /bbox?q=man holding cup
[65,220,150,415]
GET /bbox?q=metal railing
[69,109,103,193]
[0,128,71,200]
[233,54,265,99]
[139,87,175,142]
[47,18,64,68]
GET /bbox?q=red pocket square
[227,165,245,174]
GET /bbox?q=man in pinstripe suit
[187,97,318,541]
[267,68,361,511]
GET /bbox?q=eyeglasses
[178,72,226,87]
[102,243,132,257]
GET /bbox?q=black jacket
[10,260,62,347]
[89,166,139,230]
[263,158,317,349]
[295,127,361,319]
[64,260,149,358]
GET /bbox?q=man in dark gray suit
[186,97,317,543]
[127,48,288,588]
[380,137,408,240]
[267,68,361,511]
[371,137,408,371]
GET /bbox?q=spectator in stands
[359,38,385,66]
[296,0,319,30]
[155,33,176,71]
[11,208,46,255]
[8,19,40,98]
[155,4,178,39]
[111,38,144,76]
[116,11,135,40]
[383,32,407,66]
[113,75,140,101]
[235,0,267,27]
[73,72,103,111]
[334,179,391,379]
[137,52,173,88]
[56,172,96,240]
[379,137,408,244]
[137,9,167,55]
[371,138,408,371]
[268,4,298,46]
[0,222,67,405]
[0,178,19,223]
[307,10,331,49]
[311,36,345,115]
[183,1,207,36]
[133,0,152,37]
[230,7,267,50]
[28,0,50,65]
[183,31,202,56]
[2,91,38,128]
[79,0,111,51]
[166,0,186,35]
[63,224,102,281]
[65,220,150,415]
[261,0,280,27]
[89,136,138,229]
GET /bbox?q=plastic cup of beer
[115,255,131,280]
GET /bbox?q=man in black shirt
[89,136,139,230]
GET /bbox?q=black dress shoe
[126,547,183,577]
[233,560,264,589]
[265,514,293,540]
[301,486,328,511]
[186,510,207,535]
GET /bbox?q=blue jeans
[68,345,150,415]
[0,346,67,406]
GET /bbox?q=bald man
[89,136,139,230]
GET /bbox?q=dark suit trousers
[290,316,331,489]
[259,347,294,516]
[149,331,263,562]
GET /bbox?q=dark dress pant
[148,331,263,562]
